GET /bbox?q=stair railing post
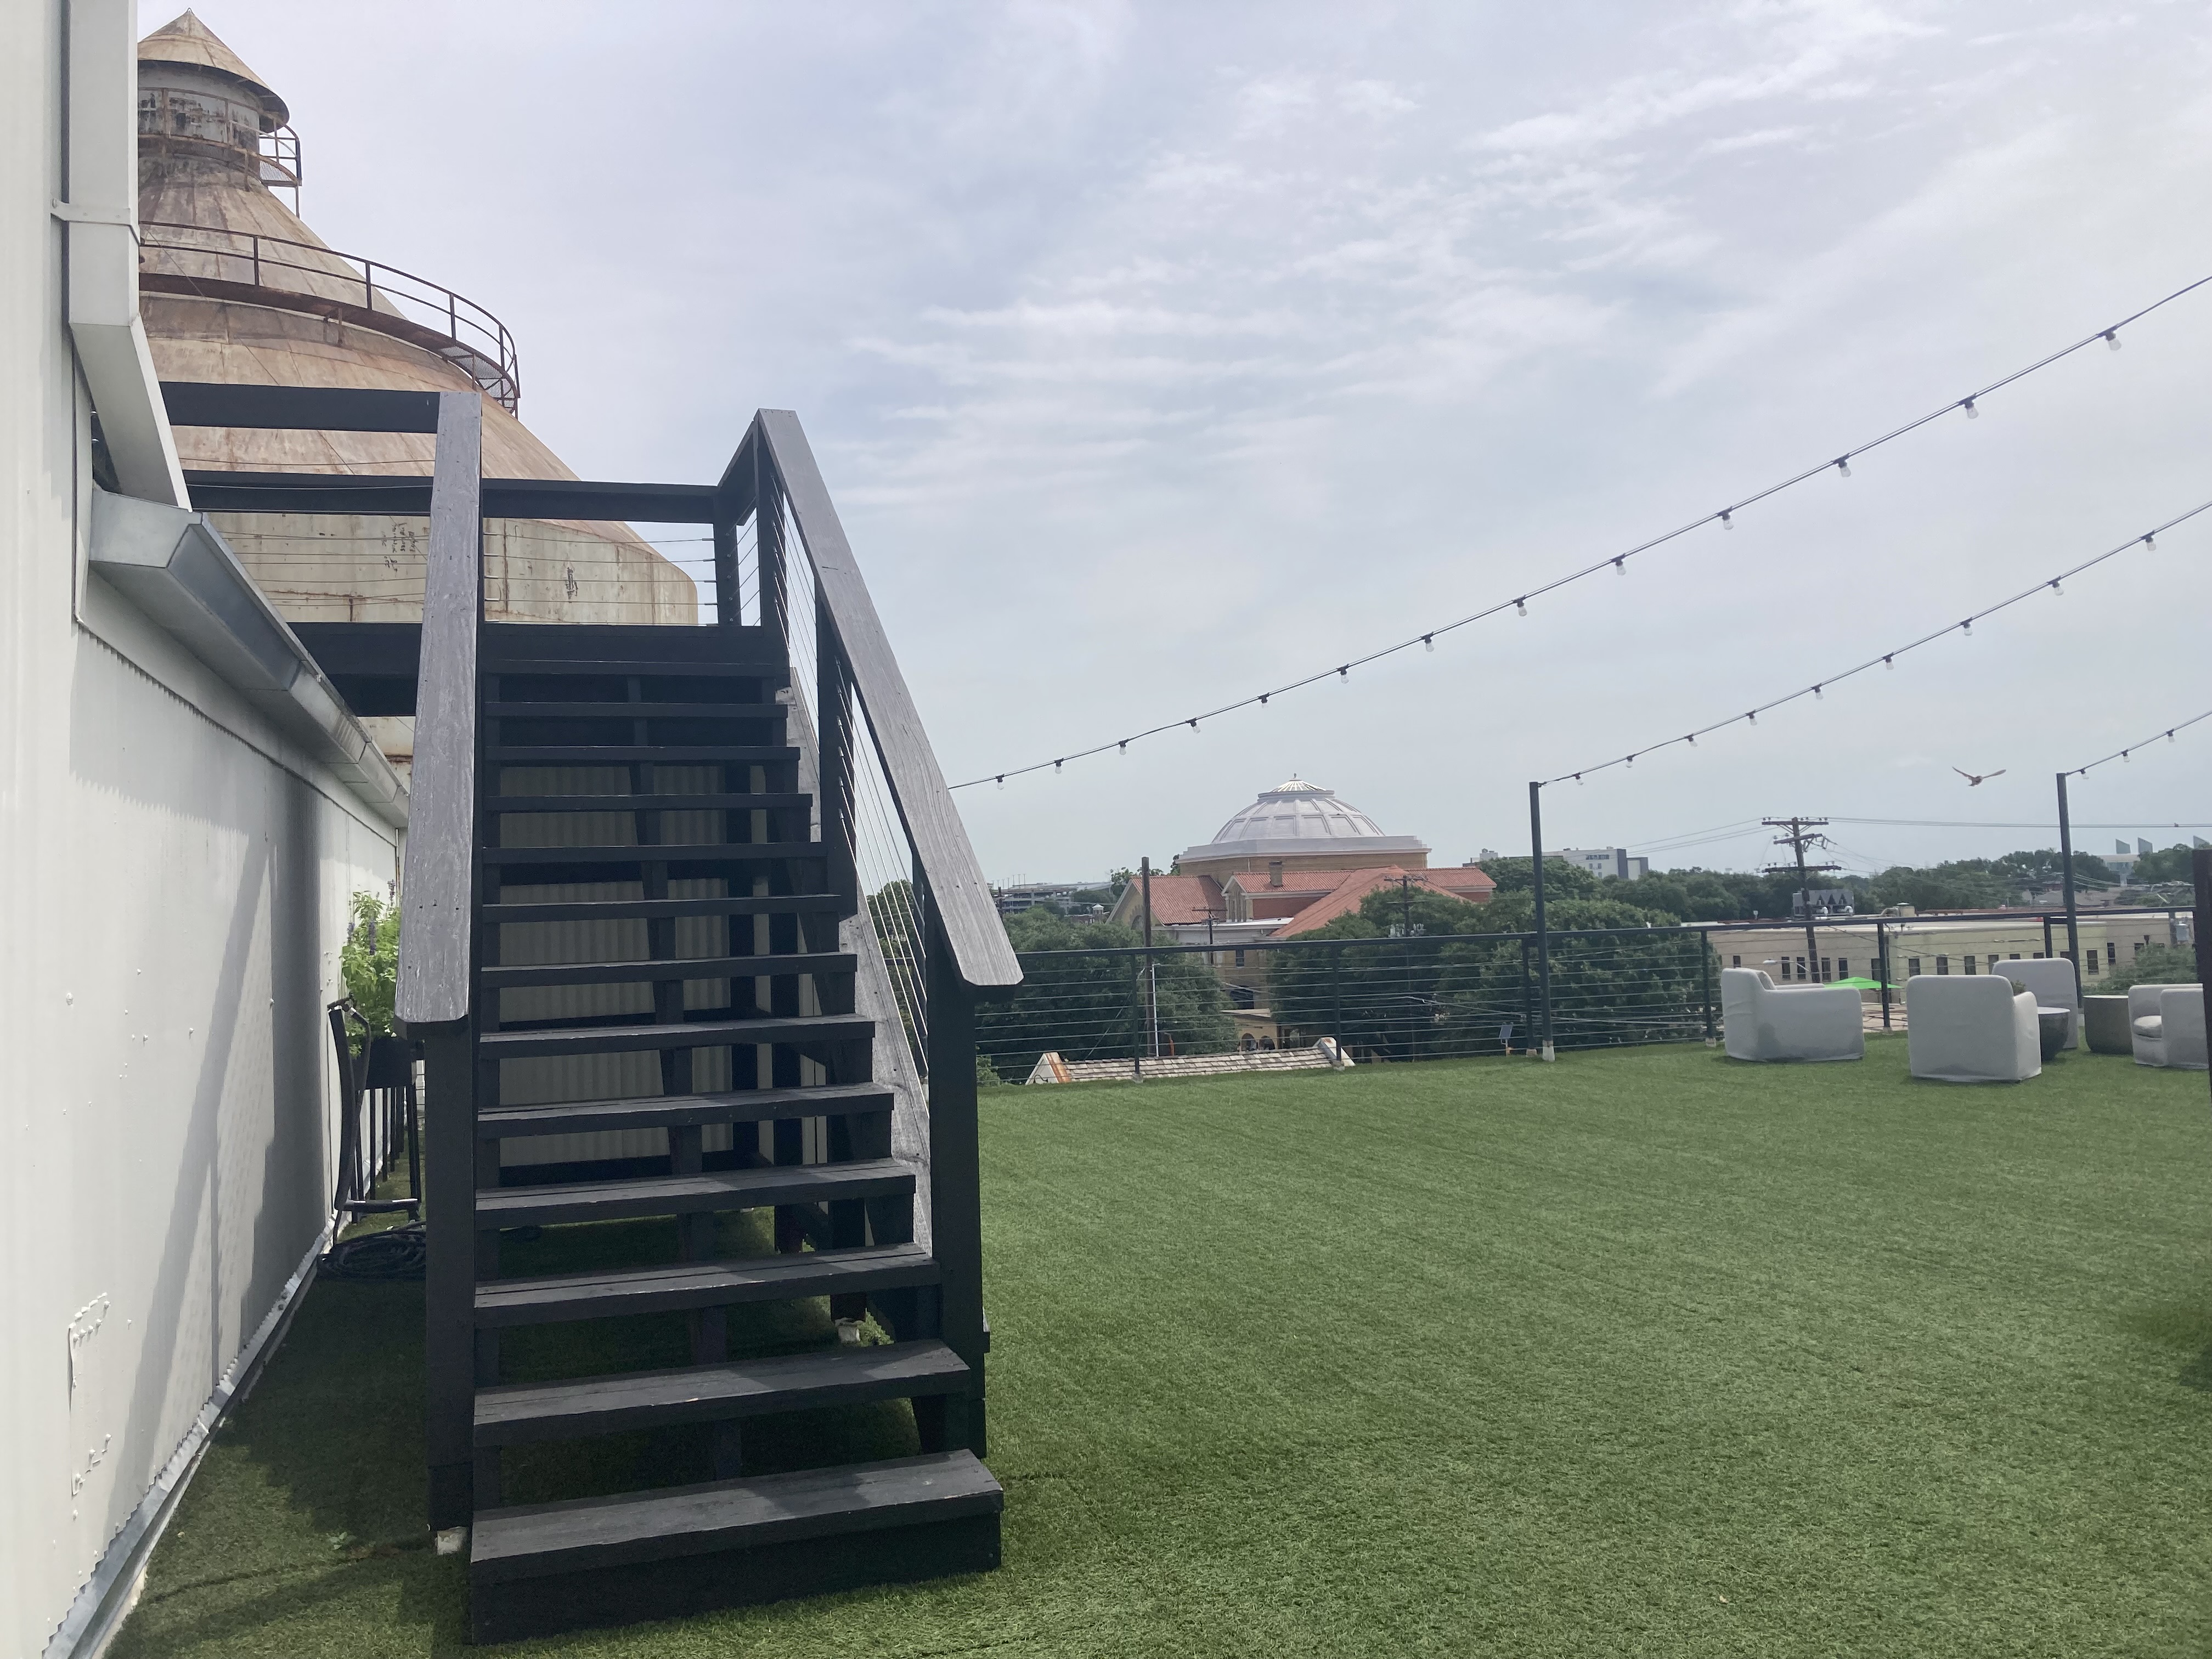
[922,883,988,1455]
[1877,919,1892,1029]
[396,391,482,1533]
[2056,771,2082,974]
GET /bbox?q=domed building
[1175,777,1431,883]
[1108,778,1493,960]
[132,12,697,766]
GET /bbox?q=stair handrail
[752,409,1020,994]
[395,392,483,1029]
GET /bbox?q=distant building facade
[1558,847,1649,881]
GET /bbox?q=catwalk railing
[980,906,2192,1081]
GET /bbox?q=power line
[1544,500,2210,785]
[2067,708,2212,776]
[1824,816,2212,830]
[950,274,2212,792]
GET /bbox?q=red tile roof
[1108,873,1223,928]
[1272,866,1493,938]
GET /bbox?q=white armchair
[2131,984,2207,1070]
[1906,975,2040,1082]
[1720,968,1865,1062]
[1987,956,2080,1048]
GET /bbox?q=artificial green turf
[111,1039,2212,1656]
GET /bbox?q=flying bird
[1954,767,2006,787]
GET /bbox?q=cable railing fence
[983,905,2194,1084]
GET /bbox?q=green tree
[1868,860,2007,912]
[340,890,399,1046]
[978,908,1232,1080]
[2096,941,2200,996]
[2127,844,2200,885]
[1989,848,2120,891]
[1477,856,1600,899]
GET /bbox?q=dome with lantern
[1175,778,1429,878]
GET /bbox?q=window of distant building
[2107,943,2118,967]
[1796,957,1808,980]
[1964,955,1977,974]
[1936,956,1949,974]
[1731,954,1742,968]
[1233,949,1246,967]
[1820,958,1831,981]
[1836,958,1849,978]
[1909,956,1922,976]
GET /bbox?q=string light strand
[950,274,2212,792]
[1542,501,2212,786]
[2068,708,2212,777]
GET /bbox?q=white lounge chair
[2131,984,2208,1070]
[1906,975,2040,1082]
[1986,956,2080,1049]
[1719,967,1864,1062]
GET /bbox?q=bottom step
[470,1450,1002,1642]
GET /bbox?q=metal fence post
[1699,933,1714,1046]
[1876,919,1892,1030]
[1529,782,1555,1061]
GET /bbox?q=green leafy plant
[341,890,399,1045]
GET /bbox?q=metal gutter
[88,489,409,828]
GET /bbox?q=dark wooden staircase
[174,384,1020,1644]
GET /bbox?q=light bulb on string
[1835,457,1851,478]
[1626,754,1635,770]
[1119,740,1128,754]
[1883,654,1894,670]
[1053,759,1064,772]
[1337,665,1350,684]
[1747,712,1757,725]
[1961,619,1972,635]
[1422,634,1434,652]
[2143,534,2156,550]
[1574,774,1584,785]
[1188,718,1199,732]
[1613,557,1626,576]
[996,775,1005,790]
[1259,694,1269,706]
[2104,330,2121,350]
[1516,599,1528,617]
[1961,398,1978,419]
[1813,685,1823,699]
[1720,510,1734,530]
[2049,579,2062,595]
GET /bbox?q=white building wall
[2,6,400,1652]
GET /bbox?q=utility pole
[1764,816,1841,981]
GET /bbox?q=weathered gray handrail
[755,409,1020,991]
[396,392,482,1027]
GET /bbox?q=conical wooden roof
[139,10,289,127]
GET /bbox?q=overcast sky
[201,0,2210,882]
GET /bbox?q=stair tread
[483,842,823,864]
[471,1450,1001,1582]
[484,702,778,719]
[479,1012,872,1058]
[488,793,811,812]
[484,659,789,680]
[493,744,798,763]
[477,1159,912,1226]
[483,894,844,923]
[478,1084,894,1139]
[475,1242,938,1325]
[483,952,853,988]
[473,1340,967,1446]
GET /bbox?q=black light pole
[2193,849,2212,1116]
[1139,856,1159,1060]
[2055,771,2081,970]
[1530,781,1555,1061]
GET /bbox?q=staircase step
[475,1242,938,1326]
[482,952,853,989]
[484,893,844,924]
[492,744,798,765]
[478,1159,912,1228]
[467,1451,1001,1641]
[479,1012,872,1060]
[484,702,780,719]
[484,658,790,682]
[487,792,811,814]
[478,1084,893,1141]
[475,1340,968,1446]
[482,842,823,867]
